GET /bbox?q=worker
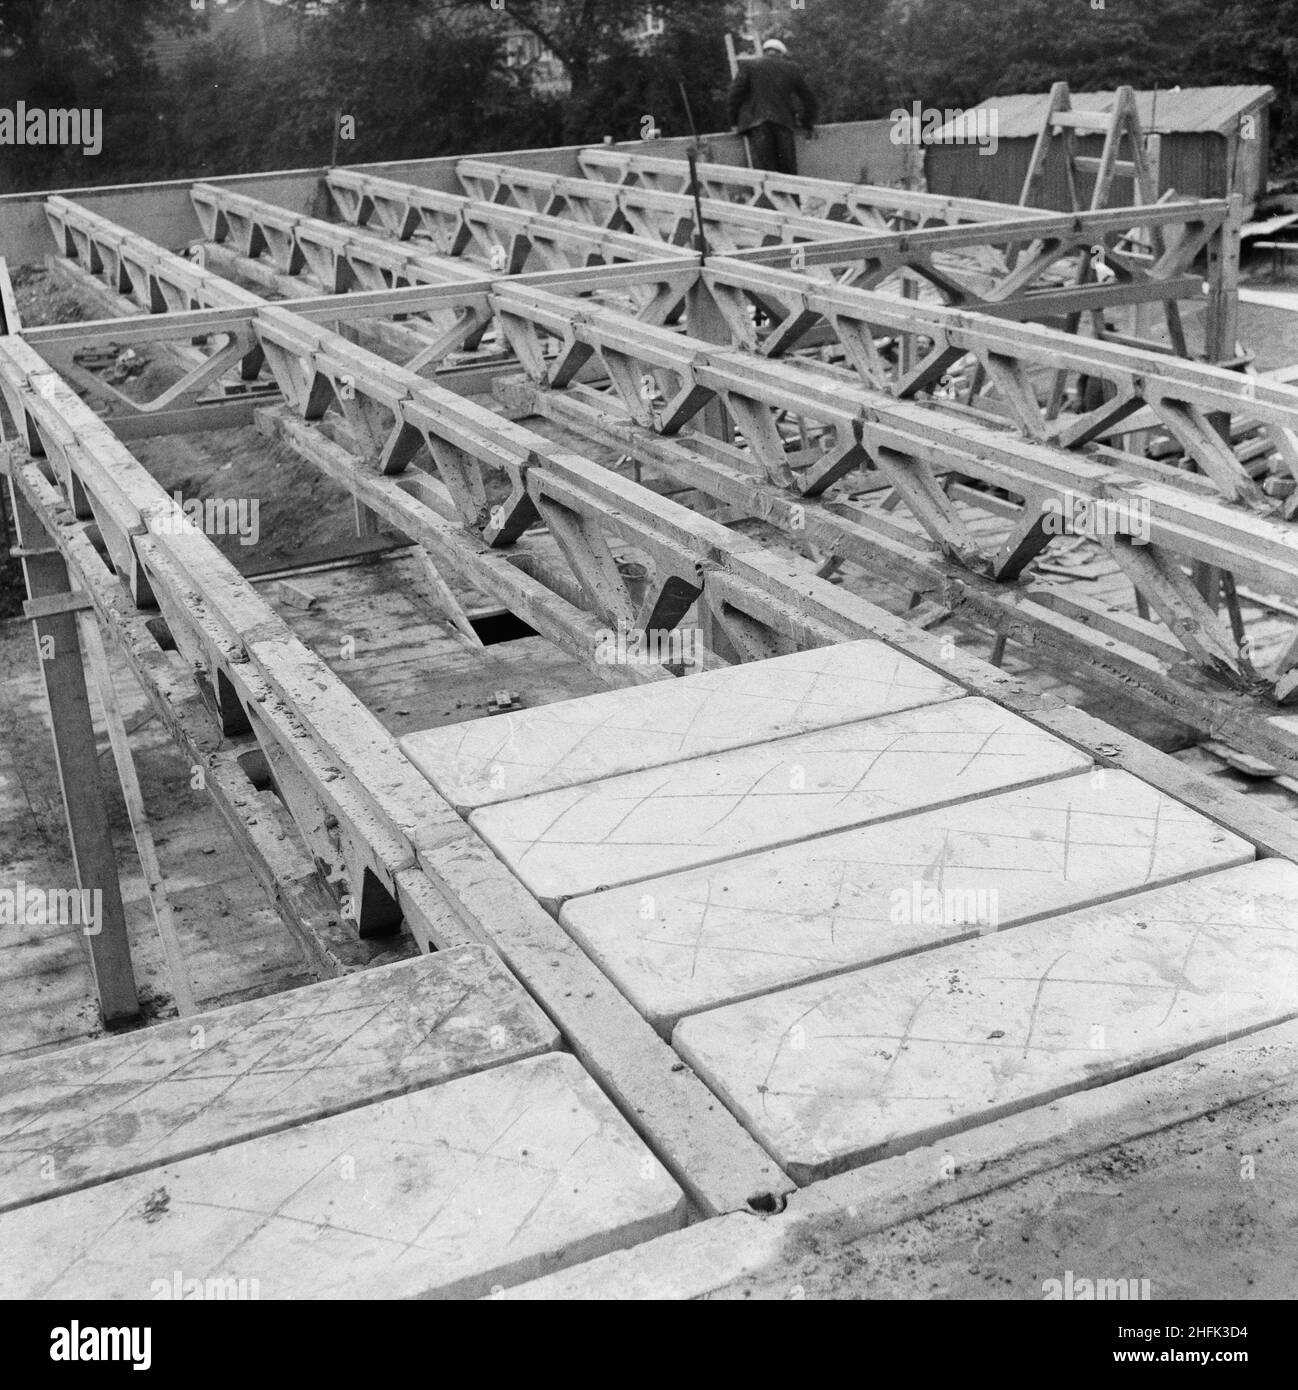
[728,36,819,176]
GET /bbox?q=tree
[140,2,558,181]
[783,0,898,121]
[436,0,651,94]
[788,0,1298,166]
[276,0,547,166]
[1182,0,1298,158]
[433,0,742,141]
[563,1,741,143]
[0,0,194,190]
[0,0,189,86]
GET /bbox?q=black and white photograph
[0,0,1294,1341]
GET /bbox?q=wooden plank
[8,486,139,1027]
[0,256,21,334]
[21,591,92,620]
[1050,111,1115,132]
[78,610,198,1018]
[242,534,406,579]
[106,397,272,440]
[675,858,1298,1183]
[203,755,372,979]
[0,1053,685,1299]
[400,639,961,811]
[1075,156,1137,178]
[0,944,557,1213]
[469,698,1091,909]
[560,770,1255,1035]
[6,459,379,981]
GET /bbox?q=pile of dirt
[132,427,354,573]
[0,265,356,604]
[11,263,88,330]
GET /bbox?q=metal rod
[687,149,710,263]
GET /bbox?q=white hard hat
[762,38,788,54]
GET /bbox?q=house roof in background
[931,85,1276,141]
[150,0,300,72]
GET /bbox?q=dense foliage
[0,0,1294,192]
[790,0,1298,159]
[0,0,740,189]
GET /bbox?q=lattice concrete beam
[42,190,1298,713]
[0,334,792,1218]
[465,156,1222,324]
[576,146,1057,227]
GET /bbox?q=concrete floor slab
[0,1053,687,1300]
[499,1018,1298,1301]
[400,639,960,811]
[471,697,1092,907]
[674,859,1298,1183]
[560,771,1255,1034]
[0,945,558,1213]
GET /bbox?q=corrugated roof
[931,85,1275,141]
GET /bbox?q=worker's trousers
[745,122,798,175]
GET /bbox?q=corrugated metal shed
[925,85,1275,214]
[933,86,1275,140]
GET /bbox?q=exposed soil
[712,1080,1298,1300]
[0,266,361,616]
[1239,245,1298,369]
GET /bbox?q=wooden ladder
[1020,83,1187,412]
[1020,81,1163,214]
[1023,86,1249,627]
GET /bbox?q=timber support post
[9,483,140,1026]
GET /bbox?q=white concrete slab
[0,945,558,1213]
[674,859,1298,1183]
[498,1018,1298,1301]
[0,1053,687,1300]
[561,771,1255,1033]
[400,639,961,810]
[472,697,1091,907]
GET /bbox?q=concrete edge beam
[491,1015,1298,1299]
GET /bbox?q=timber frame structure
[5,123,1298,1222]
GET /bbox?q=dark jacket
[728,53,819,133]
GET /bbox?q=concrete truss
[4,138,1298,1227]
